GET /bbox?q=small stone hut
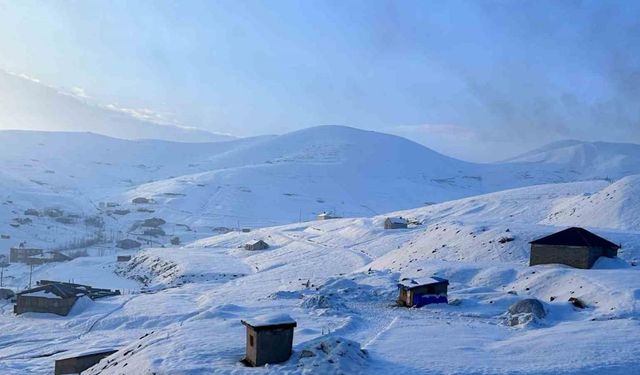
[397,277,449,307]
[241,313,297,367]
[14,281,120,316]
[54,348,117,375]
[529,227,620,269]
[384,217,408,229]
[244,240,269,251]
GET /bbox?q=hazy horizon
[0,0,638,161]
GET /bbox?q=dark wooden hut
[241,314,297,367]
[529,227,620,269]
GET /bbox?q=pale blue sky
[0,0,638,160]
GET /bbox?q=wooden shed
[529,227,620,269]
[244,240,269,251]
[384,217,408,229]
[241,314,297,367]
[54,348,117,375]
[398,277,449,307]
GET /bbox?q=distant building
[26,251,71,265]
[14,280,120,316]
[131,197,151,204]
[54,348,117,375]
[117,255,132,262]
[9,247,43,263]
[241,314,297,367]
[384,217,408,229]
[244,240,269,251]
[398,277,449,307]
[317,212,340,220]
[529,227,620,269]
[0,288,15,300]
[116,239,142,250]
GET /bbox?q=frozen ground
[1,179,638,374]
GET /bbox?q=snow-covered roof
[59,347,117,359]
[398,276,449,289]
[386,217,407,224]
[241,313,297,328]
[245,239,266,246]
[20,290,64,299]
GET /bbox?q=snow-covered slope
[0,70,233,143]
[505,139,640,180]
[544,174,640,231]
[2,126,640,253]
[1,180,638,374]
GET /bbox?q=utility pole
[0,262,7,287]
[28,263,33,288]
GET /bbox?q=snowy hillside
[2,126,640,256]
[505,139,640,180]
[0,70,233,143]
[1,180,638,374]
[543,174,640,231]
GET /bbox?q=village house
[116,238,141,250]
[384,217,408,229]
[54,348,117,375]
[26,251,71,265]
[0,288,15,300]
[317,212,340,220]
[131,197,151,204]
[14,280,121,316]
[244,240,269,251]
[529,227,620,269]
[241,314,297,367]
[117,255,132,262]
[397,277,449,307]
[9,247,44,263]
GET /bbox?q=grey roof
[530,227,620,249]
[18,280,120,300]
[386,217,407,224]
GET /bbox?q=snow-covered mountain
[0,70,233,143]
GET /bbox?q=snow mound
[543,175,640,230]
[294,336,368,375]
[119,248,250,289]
